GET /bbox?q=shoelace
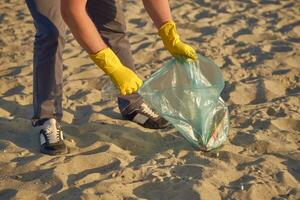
[140,103,159,119]
[45,126,61,144]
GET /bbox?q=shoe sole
[40,147,69,156]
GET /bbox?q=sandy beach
[0,0,299,199]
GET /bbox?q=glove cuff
[158,21,180,44]
[90,47,123,74]
[158,21,175,33]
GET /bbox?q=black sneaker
[118,97,170,129]
[33,118,68,155]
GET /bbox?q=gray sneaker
[34,118,68,155]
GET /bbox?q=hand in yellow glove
[90,48,143,96]
[158,21,197,60]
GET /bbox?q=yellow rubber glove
[90,48,143,96]
[158,21,197,60]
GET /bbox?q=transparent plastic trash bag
[138,55,229,151]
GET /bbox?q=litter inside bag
[138,55,229,151]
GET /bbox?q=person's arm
[61,0,142,96]
[142,0,172,28]
[61,0,106,54]
[142,0,197,60]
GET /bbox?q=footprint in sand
[271,118,300,132]
[264,79,286,98]
[230,83,257,105]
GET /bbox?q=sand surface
[0,0,299,199]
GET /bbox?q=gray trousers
[25,0,139,122]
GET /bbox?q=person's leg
[25,0,67,155]
[86,0,170,129]
[26,0,66,123]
